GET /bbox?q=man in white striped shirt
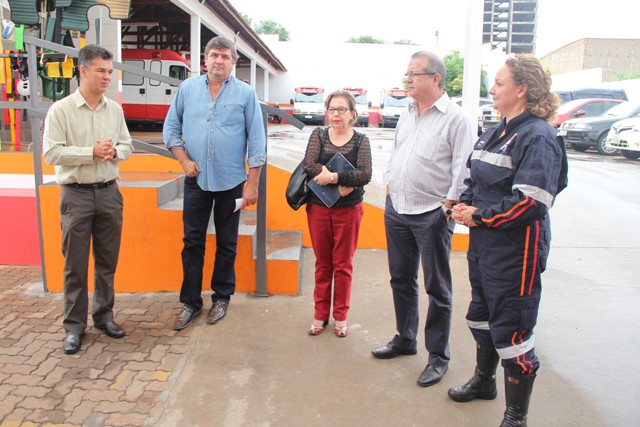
[371,51,475,388]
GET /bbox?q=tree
[239,13,252,27]
[254,19,290,42]
[347,35,385,44]
[443,50,464,97]
[443,50,489,98]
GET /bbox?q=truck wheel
[596,133,618,155]
[571,143,589,152]
[621,150,640,160]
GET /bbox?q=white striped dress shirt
[384,93,475,215]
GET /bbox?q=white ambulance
[121,49,191,123]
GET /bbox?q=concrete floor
[150,142,640,427]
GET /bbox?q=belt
[63,180,116,190]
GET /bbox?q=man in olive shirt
[43,45,133,354]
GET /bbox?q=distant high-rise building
[483,0,537,54]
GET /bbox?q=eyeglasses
[404,71,437,78]
[327,107,350,115]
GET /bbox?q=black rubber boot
[448,344,500,402]
[499,373,535,427]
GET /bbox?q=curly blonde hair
[505,54,558,122]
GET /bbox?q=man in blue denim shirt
[163,36,266,330]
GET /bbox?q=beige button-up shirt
[43,89,133,185]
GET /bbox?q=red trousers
[306,202,363,322]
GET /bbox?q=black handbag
[285,128,326,210]
[285,161,309,210]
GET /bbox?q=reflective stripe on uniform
[513,183,554,208]
[497,335,535,360]
[471,150,514,169]
[467,320,490,330]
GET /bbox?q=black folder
[307,152,356,208]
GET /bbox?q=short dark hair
[78,45,113,68]
[204,36,238,61]
[410,51,446,90]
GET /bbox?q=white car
[606,117,640,160]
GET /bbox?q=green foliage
[615,70,640,80]
[443,50,489,98]
[239,13,252,26]
[347,35,385,44]
[254,19,290,41]
[443,50,464,97]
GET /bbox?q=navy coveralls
[459,112,568,376]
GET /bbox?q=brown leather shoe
[174,306,201,331]
[207,300,228,324]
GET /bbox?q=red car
[553,98,624,128]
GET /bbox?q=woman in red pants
[303,90,372,337]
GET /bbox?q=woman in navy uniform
[449,54,568,427]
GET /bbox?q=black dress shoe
[63,333,84,354]
[417,364,448,387]
[95,320,126,339]
[371,343,418,359]
[174,306,201,331]
[207,300,228,324]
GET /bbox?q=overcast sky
[229,0,637,58]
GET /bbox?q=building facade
[483,0,537,54]
[541,38,640,82]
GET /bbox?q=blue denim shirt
[163,75,266,191]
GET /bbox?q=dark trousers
[384,197,454,369]
[179,178,243,312]
[60,184,123,334]
[466,220,549,376]
[306,202,364,322]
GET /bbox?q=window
[169,65,188,85]
[122,60,144,86]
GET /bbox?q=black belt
[64,180,116,190]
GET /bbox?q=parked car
[453,97,493,135]
[481,89,629,134]
[558,101,640,155]
[605,117,640,159]
[552,98,624,128]
[554,87,628,104]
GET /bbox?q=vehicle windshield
[295,93,323,103]
[385,95,413,107]
[353,94,368,105]
[604,102,637,117]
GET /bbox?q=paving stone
[123,361,159,371]
[12,385,56,398]
[104,412,149,427]
[41,366,70,388]
[27,408,70,424]
[158,352,182,371]
[17,396,59,410]
[83,389,122,402]
[0,394,23,419]
[73,378,112,391]
[66,401,100,425]
[45,377,77,399]
[58,388,85,412]
[94,401,137,414]
[123,379,147,402]
[109,369,134,391]
[4,371,42,385]
[0,406,30,425]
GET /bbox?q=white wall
[264,40,442,106]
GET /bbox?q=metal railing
[1,36,304,295]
